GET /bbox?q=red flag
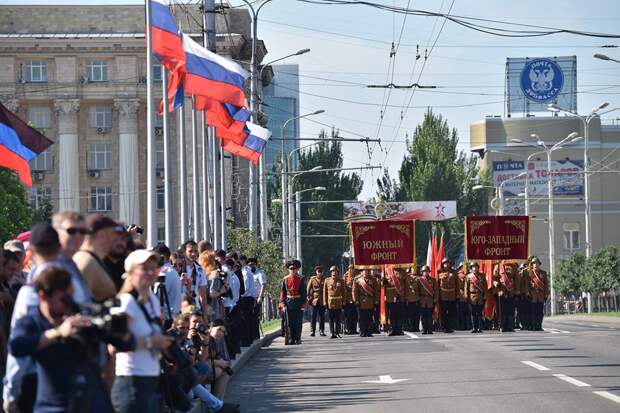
[482,260,496,319]
[436,231,445,274]
[430,232,438,278]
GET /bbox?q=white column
[54,99,80,212]
[114,99,141,224]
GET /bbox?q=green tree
[293,129,362,270]
[556,252,587,297]
[584,245,620,294]
[0,168,34,243]
[393,110,490,263]
[227,227,283,297]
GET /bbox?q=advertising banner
[344,201,457,222]
[493,159,584,196]
[350,220,416,269]
[465,216,530,261]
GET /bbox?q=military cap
[469,261,480,269]
[530,256,541,265]
[441,257,451,264]
[329,265,338,272]
[420,265,431,272]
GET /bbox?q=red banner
[350,220,416,269]
[465,216,530,261]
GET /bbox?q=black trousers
[252,300,261,339]
[500,296,515,331]
[457,301,472,330]
[344,303,358,334]
[287,308,303,342]
[225,305,242,358]
[387,302,404,334]
[517,297,531,330]
[373,306,381,332]
[530,301,545,330]
[358,308,373,335]
[470,303,484,331]
[439,300,457,332]
[420,306,433,334]
[328,308,343,336]
[310,304,326,333]
[239,296,256,346]
[405,302,420,332]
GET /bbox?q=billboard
[493,159,584,197]
[506,56,577,116]
[343,201,457,222]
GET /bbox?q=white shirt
[115,292,162,377]
[252,268,267,299]
[185,262,207,309]
[159,263,182,319]
[221,265,240,308]
[241,266,256,298]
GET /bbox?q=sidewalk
[547,313,620,324]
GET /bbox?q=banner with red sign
[350,220,416,269]
[465,216,530,261]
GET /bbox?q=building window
[88,143,112,170]
[89,106,112,129]
[155,141,164,170]
[30,186,52,209]
[25,61,48,83]
[157,227,166,243]
[89,186,112,212]
[156,185,165,210]
[30,148,54,171]
[86,60,108,82]
[28,106,51,129]
[155,112,164,127]
[563,223,580,250]
[153,63,162,82]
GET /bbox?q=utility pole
[145,0,156,247]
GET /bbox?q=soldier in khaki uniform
[524,257,549,331]
[438,257,459,333]
[404,268,420,332]
[464,262,487,333]
[343,265,358,335]
[307,265,326,337]
[456,264,471,330]
[323,265,346,338]
[382,268,406,336]
[494,262,519,332]
[353,269,380,337]
[515,262,529,329]
[417,265,438,334]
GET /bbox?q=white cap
[124,249,159,273]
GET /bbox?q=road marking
[521,360,551,371]
[404,332,419,339]
[547,328,571,334]
[553,374,591,387]
[593,391,620,404]
[364,375,410,384]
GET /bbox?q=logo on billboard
[520,58,564,102]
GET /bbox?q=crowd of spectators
[0,210,269,413]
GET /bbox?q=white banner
[344,201,457,222]
[493,159,584,196]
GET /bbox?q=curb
[230,327,281,373]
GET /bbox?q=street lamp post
[294,187,326,262]
[288,166,322,257]
[280,110,324,260]
[511,132,583,316]
[547,102,610,313]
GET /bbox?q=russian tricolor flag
[0,102,53,187]
[150,0,185,72]
[196,96,250,143]
[182,34,249,107]
[222,122,271,165]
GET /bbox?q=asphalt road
[227,316,620,413]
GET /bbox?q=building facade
[470,115,620,269]
[0,3,267,247]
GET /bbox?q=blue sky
[6,0,620,199]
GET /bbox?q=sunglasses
[66,228,89,236]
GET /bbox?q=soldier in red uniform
[280,260,307,345]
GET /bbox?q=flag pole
[191,97,202,241]
[145,0,157,248]
[162,67,174,247]
[201,0,212,243]
[220,140,228,250]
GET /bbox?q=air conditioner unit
[154,126,163,136]
[17,78,26,84]
[139,76,147,84]
[96,127,109,135]
[88,170,101,178]
[80,76,89,84]
[33,172,44,182]
[156,169,164,178]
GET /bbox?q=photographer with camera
[152,244,182,328]
[200,252,228,322]
[111,250,175,413]
[182,241,209,323]
[9,266,125,413]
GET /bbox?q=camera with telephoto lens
[62,297,129,361]
[217,270,233,299]
[163,328,193,369]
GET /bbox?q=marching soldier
[323,266,346,338]
[307,265,327,337]
[516,262,530,330]
[464,262,487,333]
[438,257,459,333]
[494,262,519,332]
[525,256,549,331]
[382,267,406,336]
[280,260,307,345]
[343,265,358,335]
[353,269,380,337]
[417,265,439,335]
[456,263,471,330]
[372,270,383,333]
[404,268,420,332]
